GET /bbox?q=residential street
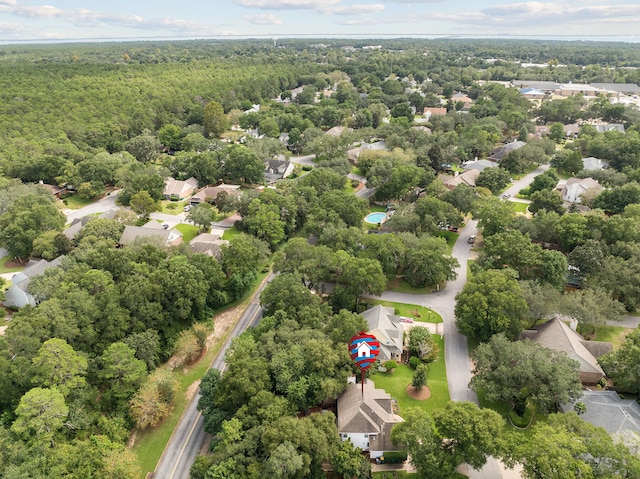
[63,190,120,222]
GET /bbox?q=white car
[183,205,193,212]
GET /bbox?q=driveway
[501,163,551,198]
[64,190,120,222]
[289,154,316,167]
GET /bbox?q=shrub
[409,356,421,370]
[382,451,407,463]
[302,165,313,171]
[384,360,397,371]
[351,179,360,188]
[166,202,178,210]
[412,364,428,390]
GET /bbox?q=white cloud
[0,0,17,6]
[243,13,282,24]
[321,4,385,15]
[234,0,340,9]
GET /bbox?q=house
[264,159,294,184]
[62,209,119,241]
[582,157,609,171]
[594,124,625,133]
[462,159,499,172]
[118,224,183,248]
[37,181,65,198]
[590,83,640,95]
[162,177,199,201]
[562,123,581,138]
[519,317,611,385]
[325,126,352,137]
[423,107,447,120]
[442,169,481,190]
[557,83,607,98]
[488,140,526,162]
[189,184,241,206]
[560,391,640,436]
[337,379,404,458]
[4,257,64,308]
[512,80,560,93]
[519,87,545,100]
[559,177,603,203]
[360,305,404,363]
[189,232,228,260]
[451,92,472,110]
[347,140,387,163]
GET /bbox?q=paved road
[501,163,551,199]
[153,277,271,479]
[64,190,120,222]
[289,154,316,167]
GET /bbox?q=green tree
[222,145,265,184]
[600,328,640,393]
[529,188,565,215]
[476,196,515,237]
[408,327,439,363]
[129,190,159,219]
[158,124,183,150]
[203,100,228,138]
[0,193,66,258]
[99,342,147,410]
[455,269,527,342]
[32,338,87,397]
[125,129,161,163]
[187,203,216,232]
[331,440,371,479]
[549,122,565,142]
[561,287,626,335]
[31,231,72,260]
[12,387,69,447]
[471,334,582,414]
[244,200,286,248]
[412,364,428,390]
[399,233,459,288]
[476,167,511,193]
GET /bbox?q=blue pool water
[364,212,386,224]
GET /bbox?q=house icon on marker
[357,342,371,358]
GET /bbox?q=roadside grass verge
[512,202,529,214]
[132,270,269,477]
[371,336,449,414]
[362,299,442,323]
[385,277,438,295]
[174,223,198,243]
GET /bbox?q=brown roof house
[264,159,294,184]
[119,222,183,248]
[189,232,228,260]
[360,305,404,363]
[189,184,241,206]
[163,177,199,201]
[442,169,481,190]
[519,317,611,385]
[423,107,447,121]
[337,379,403,458]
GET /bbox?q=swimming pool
[364,212,387,224]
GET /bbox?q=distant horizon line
[1,33,639,46]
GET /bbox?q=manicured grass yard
[593,325,632,350]
[371,336,449,414]
[62,193,95,209]
[435,230,458,250]
[370,205,387,213]
[385,277,438,295]
[0,256,26,274]
[222,225,242,240]
[362,299,442,324]
[512,202,529,214]
[161,200,187,215]
[174,224,199,243]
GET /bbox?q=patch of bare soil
[5,258,27,268]
[406,384,431,400]
[185,380,201,402]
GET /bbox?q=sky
[0,0,639,42]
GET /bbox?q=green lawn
[362,299,442,324]
[351,166,364,177]
[161,200,187,215]
[370,205,387,213]
[476,388,548,439]
[371,336,449,414]
[511,202,529,214]
[435,230,458,250]
[0,256,25,274]
[222,225,242,240]
[174,223,199,243]
[62,194,95,209]
[344,177,356,194]
[386,277,438,295]
[593,325,631,350]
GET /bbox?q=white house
[559,177,603,203]
[360,305,404,363]
[337,379,403,458]
[582,157,609,171]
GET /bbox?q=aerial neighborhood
[1,38,640,479]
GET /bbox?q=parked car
[468,235,476,244]
[502,193,511,199]
[183,205,192,212]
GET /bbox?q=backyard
[362,299,442,324]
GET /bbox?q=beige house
[190,184,241,206]
[520,317,611,385]
[163,177,199,201]
[337,379,403,458]
[558,177,603,203]
[119,224,183,248]
[189,232,228,260]
[442,169,481,190]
